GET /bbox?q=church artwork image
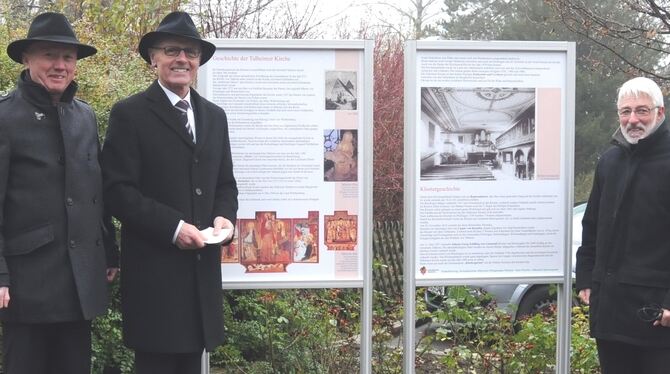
[292,213,319,263]
[221,224,239,263]
[232,211,319,272]
[325,70,357,110]
[324,129,358,182]
[419,87,536,181]
[324,211,357,251]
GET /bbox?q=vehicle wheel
[515,285,555,320]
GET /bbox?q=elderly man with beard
[576,76,670,373]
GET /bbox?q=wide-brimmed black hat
[7,12,97,63]
[138,11,215,66]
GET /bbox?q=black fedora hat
[6,12,97,63]
[138,11,215,66]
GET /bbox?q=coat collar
[18,69,77,109]
[611,119,668,153]
[144,80,210,151]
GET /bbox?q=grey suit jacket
[0,71,117,323]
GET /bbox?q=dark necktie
[175,99,194,143]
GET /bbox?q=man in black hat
[101,11,237,374]
[0,12,118,374]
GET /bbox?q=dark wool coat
[576,121,670,347]
[101,81,238,353]
[0,70,117,323]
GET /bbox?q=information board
[407,43,574,283]
[403,40,575,374]
[198,40,372,289]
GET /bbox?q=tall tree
[189,0,274,38]
[546,0,670,82]
[357,0,443,39]
[189,0,345,39]
[377,0,442,39]
[373,35,404,220]
[0,0,44,29]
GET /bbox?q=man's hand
[0,287,10,308]
[578,288,591,305]
[106,268,119,282]
[213,216,234,241]
[654,309,670,327]
[176,223,206,250]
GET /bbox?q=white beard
[620,115,661,144]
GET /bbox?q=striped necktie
[175,99,194,143]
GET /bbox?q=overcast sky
[310,0,446,38]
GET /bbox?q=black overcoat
[0,71,117,323]
[576,121,670,347]
[101,81,238,353]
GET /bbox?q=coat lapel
[190,88,210,154]
[144,81,195,149]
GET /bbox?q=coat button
[193,157,199,164]
[58,155,65,165]
[66,197,73,206]
[96,239,102,246]
[195,188,202,195]
[69,240,76,248]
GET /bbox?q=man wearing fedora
[101,11,237,373]
[0,12,119,374]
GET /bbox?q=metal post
[557,40,577,374]
[402,40,418,374]
[360,38,375,374]
[201,351,209,374]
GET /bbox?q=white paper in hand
[200,227,231,244]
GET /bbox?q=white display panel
[410,45,573,283]
[403,41,575,374]
[198,41,372,289]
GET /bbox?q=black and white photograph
[325,70,357,110]
[419,87,536,181]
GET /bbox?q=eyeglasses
[637,304,663,323]
[151,46,201,59]
[617,106,657,118]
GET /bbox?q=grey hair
[617,77,664,108]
